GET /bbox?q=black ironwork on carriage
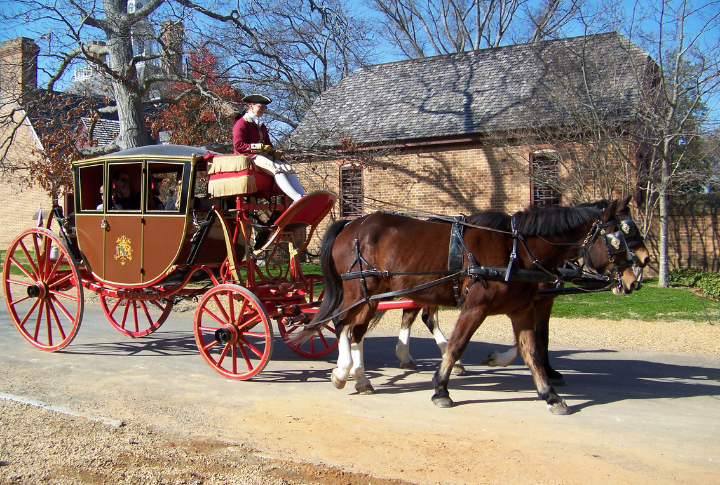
[3,143,647,394]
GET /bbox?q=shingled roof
[291,32,652,149]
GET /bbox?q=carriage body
[4,144,338,378]
[73,145,245,287]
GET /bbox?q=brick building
[291,33,718,271]
[0,37,59,248]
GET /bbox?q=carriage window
[77,164,104,211]
[108,162,142,211]
[531,154,561,207]
[340,164,363,218]
[147,162,184,211]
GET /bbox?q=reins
[305,210,635,328]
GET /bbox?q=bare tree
[367,0,587,57]
[492,1,720,286]
[0,0,374,196]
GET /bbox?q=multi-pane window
[531,154,561,207]
[340,164,363,217]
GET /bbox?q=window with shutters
[339,164,363,217]
[531,153,561,207]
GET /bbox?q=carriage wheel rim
[193,284,274,380]
[100,291,174,338]
[2,228,84,351]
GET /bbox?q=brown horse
[397,195,650,384]
[297,201,638,414]
[480,195,650,382]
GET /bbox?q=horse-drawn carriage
[3,144,646,413]
[2,145,337,379]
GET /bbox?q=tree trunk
[106,22,147,150]
[657,151,671,287]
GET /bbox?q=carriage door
[102,161,144,286]
[141,161,188,283]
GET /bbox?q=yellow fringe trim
[208,155,252,174]
[208,175,257,197]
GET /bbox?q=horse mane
[511,205,602,237]
[465,211,512,231]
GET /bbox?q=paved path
[1,304,719,484]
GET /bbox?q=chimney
[0,37,40,106]
[160,21,184,75]
[86,40,107,66]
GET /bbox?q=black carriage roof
[75,145,221,165]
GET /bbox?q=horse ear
[601,199,618,223]
[617,194,632,214]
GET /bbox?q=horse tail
[293,219,349,343]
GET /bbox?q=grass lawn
[1,250,715,324]
[551,278,720,323]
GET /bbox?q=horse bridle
[580,215,645,281]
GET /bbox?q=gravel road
[2,305,719,485]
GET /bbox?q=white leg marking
[485,347,519,367]
[396,327,415,368]
[351,339,374,393]
[332,327,352,387]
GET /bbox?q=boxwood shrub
[669,268,720,300]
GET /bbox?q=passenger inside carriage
[110,169,140,210]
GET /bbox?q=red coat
[233,116,273,156]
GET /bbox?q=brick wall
[295,142,531,258]
[0,108,56,249]
[644,198,720,273]
[296,143,719,273]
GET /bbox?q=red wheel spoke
[8,255,37,281]
[237,342,253,371]
[201,338,220,352]
[201,306,229,327]
[216,343,231,367]
[48,294,74,322]
[131,301,140,333]
[33,301,45,341]
[48,271,74,290]
[44,300,54,346]
[46,298,67,340]
[108,297,122,314]
[18,299,41,329]
[8,293,32,307]
[6,277,33,288]
[49,288,79,303]
[238,336,264,359]
[210,293,231,322]
[18,239,40,279]
[120,301,131,330]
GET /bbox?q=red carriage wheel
[2,228,84,351]
[278,274,338,358]
[194,284,274,379]
[100,291,174,338]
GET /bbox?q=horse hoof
[548,402,571,415]
[331,373,346,390]
[355,383,375,394]
[400,361,418,370]
[550,376,567,387]
[451,364,466,375]
[432,396,454,408]
[481,352,497,366]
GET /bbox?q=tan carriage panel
[142,215,189,282]
[74,214,105,278]
[102,215,143,285]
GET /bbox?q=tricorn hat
[242,94,272,105]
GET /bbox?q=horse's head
[582,200,640,295]
[615,195,650,288]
